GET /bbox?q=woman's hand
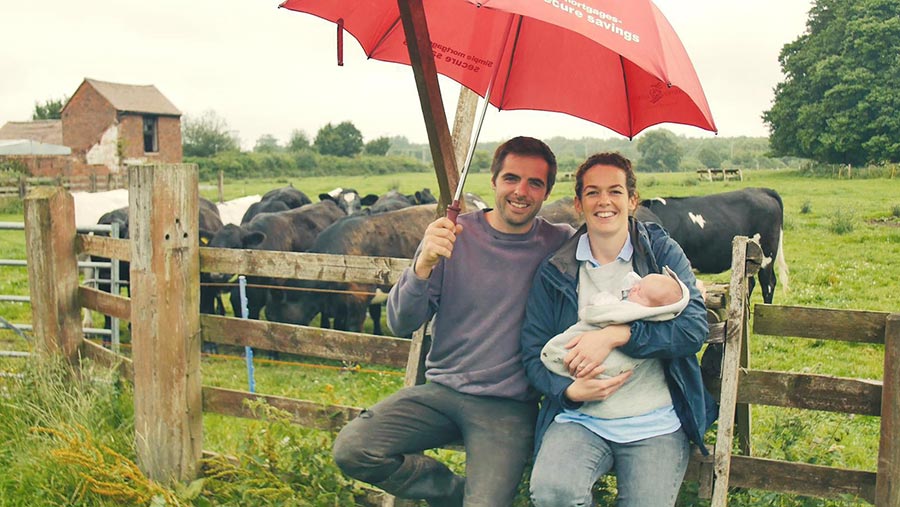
[564,370,632,402]
[563,324,632,378]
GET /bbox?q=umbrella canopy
[279,0,716,138]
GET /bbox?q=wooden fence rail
[24,173,900,505]
[1,173,128,197]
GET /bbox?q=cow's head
[205,224,266,283]
[319,188,370,215]
[414,188,437,204]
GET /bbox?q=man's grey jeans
[332,382,537,507]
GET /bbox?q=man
[331,136,574,506]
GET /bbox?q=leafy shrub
[800,200,812,214]
[828,208,856,235]
[200,399,366,506]
[681,176,699,187]
[892,204,900,218]
[189,150,429,181]
[0,196,24,214]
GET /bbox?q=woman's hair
[574,152,639,204]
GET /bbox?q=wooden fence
[22,164,900,505]
[1,173,128,197]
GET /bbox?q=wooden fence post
[709,236,756,506]
[129,163,202,483]
[876,313,900,506]
[217,170,224,203]
[23,186,83,364]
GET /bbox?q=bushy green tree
[314,121,363,157]
[763,0,900,164]
[364,136,391,156]
[32,97,67,120]
[698,146,726,168]
[287,129,310,151]
[182,110,239,157]
[636,130,682,172]
[253,134,281,153]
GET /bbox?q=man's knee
[332,417,398,483]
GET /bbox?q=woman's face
[574,164,637,237]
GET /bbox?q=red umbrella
[280,0,716,216]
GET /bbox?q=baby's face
[627,274,680,307]
[626,282,653,306]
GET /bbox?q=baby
[540,266,689,414]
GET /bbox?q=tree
[314,121,364,157]
[182,110,239,157]
[636,130,682,172]
[287,129,310,151]
[364,136,391,156]
[254,134,281,153]
[763,0,900,165]
[32,97,67,120]
[698,146,726,169]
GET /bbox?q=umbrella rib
[619,54,634,140]
[495,14,523,111]
[369,17,402,57]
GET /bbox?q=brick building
[1,78,183,180]
[62,78,183,171]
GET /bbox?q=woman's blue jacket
[520,218,718,457]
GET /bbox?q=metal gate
[0,221,125,352]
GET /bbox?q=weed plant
[829,208,857,234]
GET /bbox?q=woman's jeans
[530,421,690,507]
[332,382,537,507]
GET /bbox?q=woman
[521,152,716,506]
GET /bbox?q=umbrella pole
[445,83,492,223]
[446,15,516,224]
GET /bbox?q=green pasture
[1,168,899,506]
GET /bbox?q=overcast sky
[2,0,813,150]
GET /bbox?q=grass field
[1,168,899,506]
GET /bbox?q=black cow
[358,187,439,215]
[241,185,312,224]
[635,187,788,304]
[88,198,226,346]
[363,190,413,215]
[206,200,346,320]
[266,204,437,335]
[411,188,437,205]
[198,200,226,317]
[538,196,583,228]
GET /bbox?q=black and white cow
[635,187,788,304]
[266,204,437,335]
[318,187,378,216]
[464,192,489,211]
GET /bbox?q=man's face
[488,153,551,234]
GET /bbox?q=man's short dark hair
[490,136,557,195]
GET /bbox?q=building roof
[0,120,63,144]
[0,139,71,156]
[69,78,181,116]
